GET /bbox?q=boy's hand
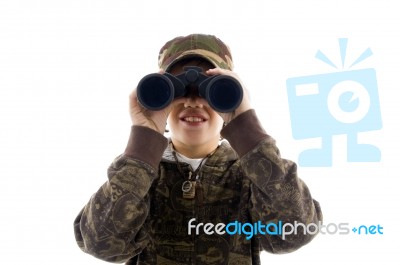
[129,70,185,134]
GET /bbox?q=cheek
[210,114,224,130]
[167,113,179,128]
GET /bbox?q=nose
[184,86,203,108]
[184,96,203,108]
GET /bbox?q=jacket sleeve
[221,110,323,254]
[73,126,168,263]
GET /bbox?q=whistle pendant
[182,180,196,199]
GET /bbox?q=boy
[74,33,322,264]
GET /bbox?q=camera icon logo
[286,39,382,167]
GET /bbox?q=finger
[130,90,138,99]
[129,89,148,112]
[129,89,138,105]
[206,68,224,76]
[207,67,234,74]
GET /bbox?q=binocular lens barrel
[206,76,242,113]
[137,74,174,110]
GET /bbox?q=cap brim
[165,53,219,72]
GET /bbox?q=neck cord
[171,144,219,199]
[172,145,219,180]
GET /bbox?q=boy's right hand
[129,88,170,134]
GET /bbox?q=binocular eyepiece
[137,66,243,113]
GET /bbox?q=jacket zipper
[192,171,205,264]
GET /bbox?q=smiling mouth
[181,116,206,123]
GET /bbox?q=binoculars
[137,66,243,113]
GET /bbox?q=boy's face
[167,58,224,155]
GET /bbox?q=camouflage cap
[158,34,234,71]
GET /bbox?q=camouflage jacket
[74,110,323,264]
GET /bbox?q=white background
[1,0,399,264]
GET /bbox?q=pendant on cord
[182,172,196,199]
[182,180,196,199]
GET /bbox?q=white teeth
[184,117,204,122]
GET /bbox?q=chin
[177,135,219,146]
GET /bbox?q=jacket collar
[162,140,238,167]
